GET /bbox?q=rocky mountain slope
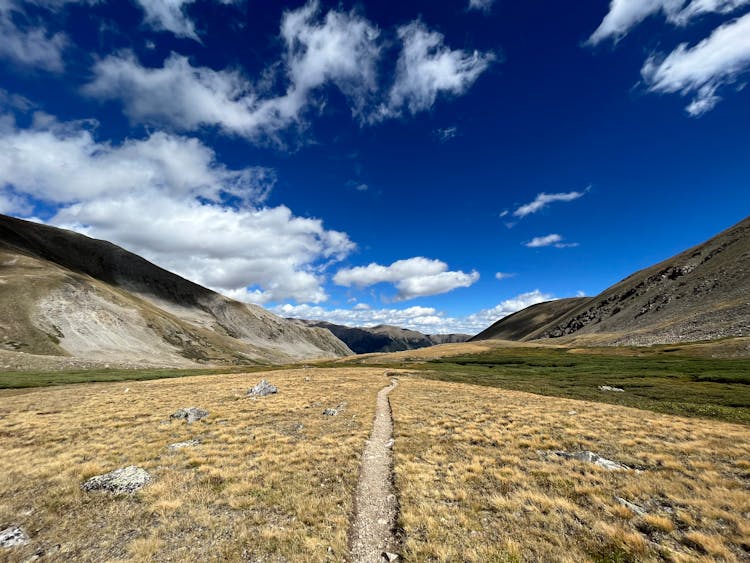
[470,297,590,342]
[293,320,470,354]
[0,214,352,366]
[475,215,750,346]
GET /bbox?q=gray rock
[382,552,400,562]
[168,439,200,451]
[323,402,347,416]
[552,450,630,471]
[81,466,151,493]
[0,526,29,548]
[599,385,625,392]
[248,379,277,397]
[615,496,647,516]
[170,407,209,424]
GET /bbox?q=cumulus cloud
[85,2,381,140]
[274,289,553,334]
[84,3,492,138]
[0,1,67,71]
[333,257,479,300]
[495,272,515,280]
[641,13,750,116]
[379,21,494,118]
[0,114,354,303]
[588,0,750,44]
[513,189,587,218]
[468,0,495,12]
[525,234,579,248]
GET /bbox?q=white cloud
[133,0,237,40]
[274,289,554,334]
[513,189,586,218]
[588,0,750,44]
[379,21,494,118]
[495,272,515,280]
[468,0,495,12]
[524,234,579,248]
[0,114,354,303]
[0,2,67,71]
[85,2,382,140]
[333,257,479,300]
[641,13,750,116]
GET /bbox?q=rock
[599,385,625,392]
[248,379,277,397]
[323,402,347,416]
[168,439,200,450]
[170,407,209,424]
[81,466,151,493]
[382,552,400,562]
[0,526,29,548]
[615,496,647,516]
[552,450,630,471]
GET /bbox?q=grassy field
[391,377,750,562]
[330,345,750,425]
[0,365,276,389]
[0,368,386,562]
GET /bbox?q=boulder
[0,526,29,548]
[170,407,209,424]
[81,466,151,493]
[323,402,347,416]
[599,385,625,392]
[248,379,277,397]
[615,496,647,516]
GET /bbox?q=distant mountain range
[292,320,470,354]
[0,214,352,367]
[473,215,750,346]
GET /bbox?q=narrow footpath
[349,378,399,562]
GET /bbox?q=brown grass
[0,368,387,562]
[391,377,750,562]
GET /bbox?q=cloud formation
[379,21,494,119]
[513,189,586,218]
[468,0,496,12]
[0,1,67,71]
[134,0,239,40]
[85,3,493,139]
[588,0,750,44]
[588,0,750,114]
[0,114,354,303]
[333,257,479,300]
[274,289,554,334]
[641,13,750,116]
[524,234,578,248]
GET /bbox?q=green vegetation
[330,347,750,425]
[0,365,278,389]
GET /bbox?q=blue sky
[0,0,749,334]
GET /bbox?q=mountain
[0,214,352,367]
[470,297,591,342]
[292,320,470,354]
[473,215,750,346]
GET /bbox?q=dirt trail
[349,378,399,562]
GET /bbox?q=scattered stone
[615,496,647,517]
[599,385,625,392]
[168,439,200,451]
[551,450,631,471]
[0,526,29,548]
[81,466,151,493]
[170,407,209,424]
[247,379,277,397]
[568,410,577,415]
[382,552,400,562]
[323,402,347,416]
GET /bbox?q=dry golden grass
[0,368,387,562]
[391,377,750,562]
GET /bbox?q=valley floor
[1,349,749,561]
